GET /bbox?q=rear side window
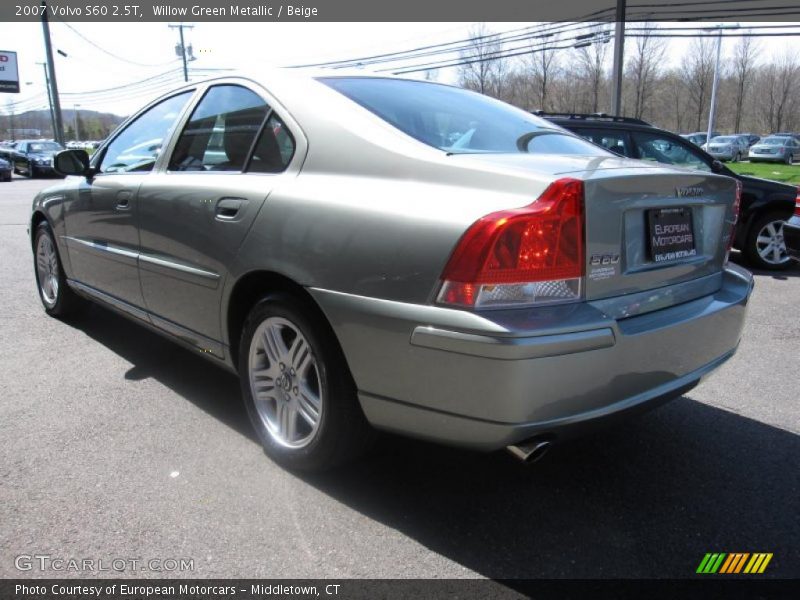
[99,91,193,174]
[169,85,269,172]
[577,128,631,157]
[248,114,295,173]
[632,132,711,172]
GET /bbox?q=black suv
[540,112,797,270]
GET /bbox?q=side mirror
[711,159,724,173]
[54,149,92,177]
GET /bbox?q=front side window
[632,132,711,172]
[98,91,193,174]
[169,85,269,172]
[320,77,606,156]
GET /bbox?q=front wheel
[238,293,374,471]
[743,211,793,270]
[33,222,83,316]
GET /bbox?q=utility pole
[37,62,57,140]
[40,0,64,145]
[169,24,195,82]
[705,23,739,144]
[610,0,626,116]
[73,103,81,141]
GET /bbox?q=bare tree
[731,34,759,133]
[575,27,611,113]
[525,35,560,111]
[627,24,667,120]
[681,37,716,131]
[457,24,506,96]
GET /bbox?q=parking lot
[1,176,798,580]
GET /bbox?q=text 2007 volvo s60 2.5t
[31,72,754,470]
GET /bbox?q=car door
[63,91,194,312]
[136,83,297,355]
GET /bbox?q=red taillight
[794,187,800,217]
[438,178,585,308]
[724,180,743,263]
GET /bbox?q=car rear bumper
[748,154,782,162]
[785,218,800,261]
[310,266,754,451]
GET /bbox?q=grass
[726,161,800,185]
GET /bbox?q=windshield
[761,137,789,146]
[319,77,607,156]
[710,136,736,143]
[29,142,63,153]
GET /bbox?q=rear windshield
[29,142,62,152]
[761,137,789,146]
[319,77,606,156]
[710,136,737,143]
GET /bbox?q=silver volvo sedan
[31,71,754,470]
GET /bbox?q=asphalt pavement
[1,176,798,580]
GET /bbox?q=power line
[387,28,800,75]
[56,21,179,68]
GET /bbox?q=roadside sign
[0,51,20,93]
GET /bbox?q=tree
[731,34,758,133]
[681,37,716,131]
[575,27,611,113]
[457,24,507,97]
[627,23,667,119]
[525,34,560,111]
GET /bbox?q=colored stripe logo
[696,553,773,574]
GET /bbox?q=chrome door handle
[116,190,132,210]
[215,198,245,221]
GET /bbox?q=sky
[1,21,797,118]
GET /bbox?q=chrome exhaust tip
[506,438,552,464]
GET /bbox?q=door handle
[215,198,245,221]
[116,190,132,210]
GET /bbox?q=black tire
[238,292,374,471]
[32,222,83,317]
[743,211,794,271]
[786,153,793,165]
[26,163,36,178]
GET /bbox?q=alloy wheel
[755,219,790,266]
[248,316,323,448]
[36,234,60,307]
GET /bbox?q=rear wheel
[238,293,374,471]
[786,153,794,165]
[744,211,793,270]
[33,222,83,316]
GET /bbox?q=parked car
[541,113,798,269]
[748,136,800,164]
[10,140,65,177]
[772,132,800,142]
[33,73,753,470]
[702,135,750,162]
[681,131,721,147]
[0,141,17,161]
[784,191,800,262]
[0,157,11,182]
[739,133,761,147]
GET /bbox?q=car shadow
[65,303,800,579]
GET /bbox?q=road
[1,176,798,580]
